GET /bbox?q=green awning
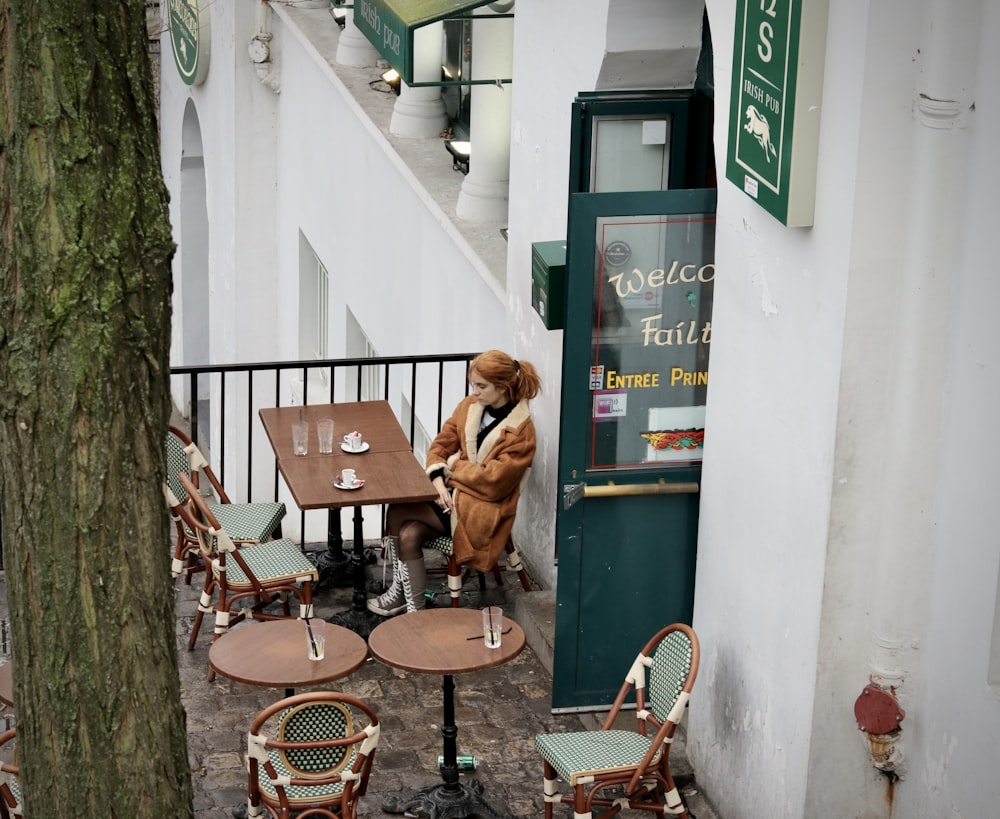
[353,0,498,84]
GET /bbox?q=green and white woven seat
[213,537,317,589]
[535,729,665,786]
[422,534,532,607]
[534,624,700,819]
[192,526,318,651]
[207,501,284,545]
[424,534,455,556]
[0,727,21,817]
[174,472,316,675]
[246,693,380,819]
[165,425,286,581]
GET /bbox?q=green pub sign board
[354,0,494,84]
[726,0,827,226]
[356,0,411,80]
[169,0,211,86]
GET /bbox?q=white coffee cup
[343,431,364,451]
[341,468,357,486]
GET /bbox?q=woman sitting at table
[368,350,542,617]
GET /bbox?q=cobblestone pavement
[178,545,715,818]
[1,544,716,818]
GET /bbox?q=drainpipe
[854,0,975,779]
[249,0,280,93]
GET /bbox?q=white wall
[900,4,1000,815]
[271,12,506,363]
[689,0,846,812]
[506,0,611,589]
[692,1,1000,817]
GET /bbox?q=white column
[336,8,379,67]
[390,22,448,138]
[456,7,513,222]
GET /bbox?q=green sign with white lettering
[356,0,409,78]
[354,0,494,84]
[169,0,211,86]
[726,0,827,227]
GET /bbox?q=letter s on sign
[757,21,773,62]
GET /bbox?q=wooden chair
[175,473,318,679]
[423,535,532,607]
[0,728,20,819]
[246,692,380,819]
[165,425,286,582]
[534,623,700,819]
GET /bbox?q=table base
[382,779,513,819]
[327,606,381,639]
[310,548,353,587]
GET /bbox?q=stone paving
[1,544,716,818]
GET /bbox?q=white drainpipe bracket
[249,33,281,94]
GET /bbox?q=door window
[590,116,672,192]
[588,212,714,471]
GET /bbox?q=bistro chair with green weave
[0,728,20,819]
[534,623,700,819]
[422,535,532,607]
[246,691,380,819]
[165,425,286,582]
[175,473,318,679]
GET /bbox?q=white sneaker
[367,584,405,616]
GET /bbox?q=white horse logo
[744,105,777,163]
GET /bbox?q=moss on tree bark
[0,1,194,815]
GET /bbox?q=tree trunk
[0,1,193,815]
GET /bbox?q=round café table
[368,608,525,819]
[208,618,368,696]
[210,619,369,819]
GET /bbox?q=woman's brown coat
[425,395,535,573]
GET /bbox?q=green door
[552,93,716,711]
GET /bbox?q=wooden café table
[208,618,368,697]
[210,619,369,819]
[259,402,436,636]
[369,608,525,819]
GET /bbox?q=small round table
[368,608,525,819]
[208,618,369,696]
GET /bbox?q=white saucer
[333,479,365,491]
[341,442,370,454]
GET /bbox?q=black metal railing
[173,352,475,481]
[0,352,478,562]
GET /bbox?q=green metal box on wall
[531,241,566,330]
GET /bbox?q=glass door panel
[591,116,672,192]
[588,213,714,471]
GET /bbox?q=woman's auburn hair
[469,350,542,402]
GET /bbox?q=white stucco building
[160,1,1000,816]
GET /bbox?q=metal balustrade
[0,353,479,564]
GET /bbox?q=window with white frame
[345,308,382,402]
[989,564,1000,696]
[298,231,329,361]
[401,395,433,465]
